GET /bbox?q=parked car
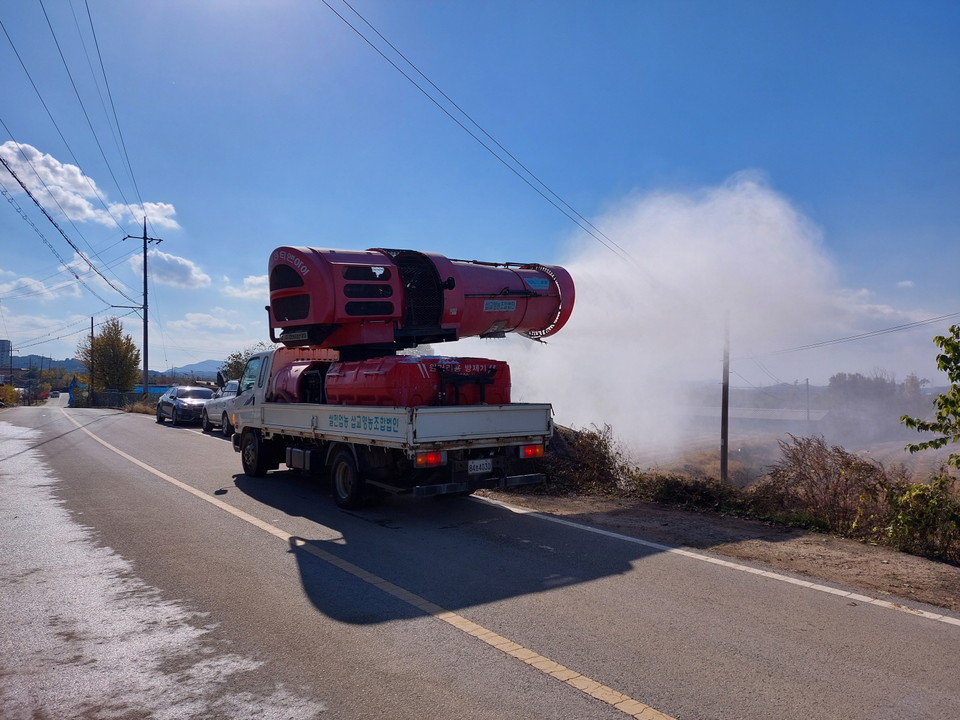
[156,385,214,425]
[201,379,240,436]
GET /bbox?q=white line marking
[60,410,676,719]
[473,495,960,627]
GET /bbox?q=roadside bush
[127,400,156,416]
[749,435,893,534]
[530,425,745,511]
[639,474,745,512]
[518,426,960,563]
[878,474,960,561]
[533,424,634,495]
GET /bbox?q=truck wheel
[330,449,365,509]
[222,412,234,437]
[201,410,213,433]
[241,430,270,477]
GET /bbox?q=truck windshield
[239,357,261,394]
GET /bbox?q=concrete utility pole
[121,218,163,399]
[90,317,94,404]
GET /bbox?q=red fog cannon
[268,247,575,358]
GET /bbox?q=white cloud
[109,201,180,230]
[132,249,211,288]
[897,280,915,288]
[0,250,130,300]
[0,275,60,300]
[0,141,179,229]
[222,274,268,300]
[168,312,244,333]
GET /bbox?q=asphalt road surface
[2,400,958,720]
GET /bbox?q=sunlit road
[2,401,959,720]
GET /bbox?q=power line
[338,0,633,262]
[757,311,960,357]
[83,0,148,220]
[319,0,635,264]
[0,16,129,242]
[1,181,112,305]
[0,247,139,301]
[14,308,139,351]
[38,0,137,216]
[0,154,137,305]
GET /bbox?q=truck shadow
[233,471,805,626]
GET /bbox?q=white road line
[61,409,676,720]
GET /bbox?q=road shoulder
[481,490,960,612]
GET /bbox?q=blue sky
[1,1,958,396]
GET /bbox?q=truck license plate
[467,458,493,474]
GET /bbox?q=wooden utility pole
[720,318,730,484]
[121,218,162,399]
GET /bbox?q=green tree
[902,324,960,470]
[76,317,141,392]
[220,341,273,382]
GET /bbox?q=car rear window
[181,388,214,399]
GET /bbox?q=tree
[220,341,273,381]
[0,384,19,406]
[76,317,141,392]
[902,324,960,470]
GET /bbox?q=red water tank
[268,346,339,403]
[267,247,574,355]
[324,356,511,407]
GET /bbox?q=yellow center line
[63,410,675,720]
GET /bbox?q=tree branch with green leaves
[901,324,960,470]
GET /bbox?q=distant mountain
[11,355,85,372]
[161,360,222,379]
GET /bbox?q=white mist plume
[454,172,929,453]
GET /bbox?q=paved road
[1,401,958,719]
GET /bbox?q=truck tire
[330,448,365,509]
[241,429,271,477]
[201,410,213,433]
[222,412,234,437]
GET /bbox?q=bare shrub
[749,435,891,533]
[126,400,156,415]
[531,426,743,511]
[533,424,634,494]
[639,474,745,512]
[522,426,960,563]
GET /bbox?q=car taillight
[415,451,446,468]
[519,444,544,459]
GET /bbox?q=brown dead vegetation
[525,426,960,564]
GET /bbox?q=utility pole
[720,317,730,484]
[90,317,95,406]
[121,218,163,399]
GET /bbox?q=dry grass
[524,426,960,563]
